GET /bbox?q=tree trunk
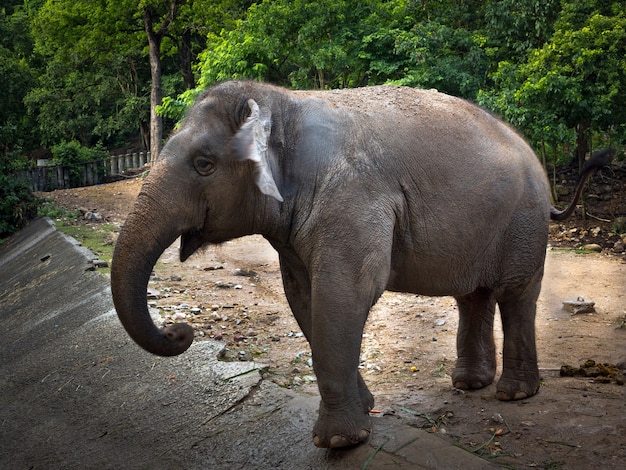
[142,3,178,162]
[179,28,195,90]
[574,120,591,172]
[574,120,591,219]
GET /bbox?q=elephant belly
[386,265,475,297]
[386,246,494,297]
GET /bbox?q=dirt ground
[42,170,626,469]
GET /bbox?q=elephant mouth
[180,228,204,262]
[180,206,212,262]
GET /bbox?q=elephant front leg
[310,300,372,449]
[308,267,387,448]
[279,252,374,422]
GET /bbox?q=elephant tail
[550,147,615,221]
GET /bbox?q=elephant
[111,81,611,449]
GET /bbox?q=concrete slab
[0,218,494,469]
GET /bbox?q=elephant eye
[193,156,216,176]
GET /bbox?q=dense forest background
[1,0,625,233]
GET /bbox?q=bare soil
[42,167,626,469]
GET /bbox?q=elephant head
[111,84,285,356]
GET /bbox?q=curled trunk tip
[149,323,195,356]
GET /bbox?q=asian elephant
[111,81,611,448]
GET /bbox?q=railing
[20,151,152,192]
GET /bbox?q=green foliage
[1,0,624,171]
[517,7,626,131]
[479,0,626,164]
[0,166,40,238]
[197,0,398,90]
[156,88,202,123]
[50,141,108,186]
[25,0,151,148]
[50,141,108,166]
[50,217,117,273]
[483,0,561,60]
[390,22,489,98]
[0,1,39,153]
[37,199,79,221]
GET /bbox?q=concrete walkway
[0,218,494,469]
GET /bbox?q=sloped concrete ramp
[0,218,492,469]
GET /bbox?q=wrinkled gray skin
[111,81,607,449]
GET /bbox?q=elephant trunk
[111,193,194,356]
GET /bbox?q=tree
[509,2,623,167]
[483,0,561,61]
[0,0,38,154]
[197,0,402,90]
[390,21,489,99]
[26,0,152,150]
[479,1,626,171]
[193,0,493,98]
[142,1,179,160]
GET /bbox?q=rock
[238,350,252,361]
[215,281,235,289]
[203,265,224,271]
[295,350,309,359]
[171,311,187,321]
[613,241,625,253]
[590,226,601,237]
[147,288,161,299]
[234,269,257,277]
[148,308,164,326]
[583,243,602,252]
[84,211,102,221]
[170,275,182,281]
[562,297,595,314]
[92,259,108,268]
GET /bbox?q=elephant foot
[496,368,540,401]
[312,400,372,448]
[452,359,496,390]
[313,429,371,449]
[357,373,375,413]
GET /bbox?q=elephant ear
[233,99,284,202]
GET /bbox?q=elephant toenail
[358,429,370,442]
[329,435,349,448]
[454,381,469,390]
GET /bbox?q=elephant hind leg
[495,279,541,401]
[452,288,497,390]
